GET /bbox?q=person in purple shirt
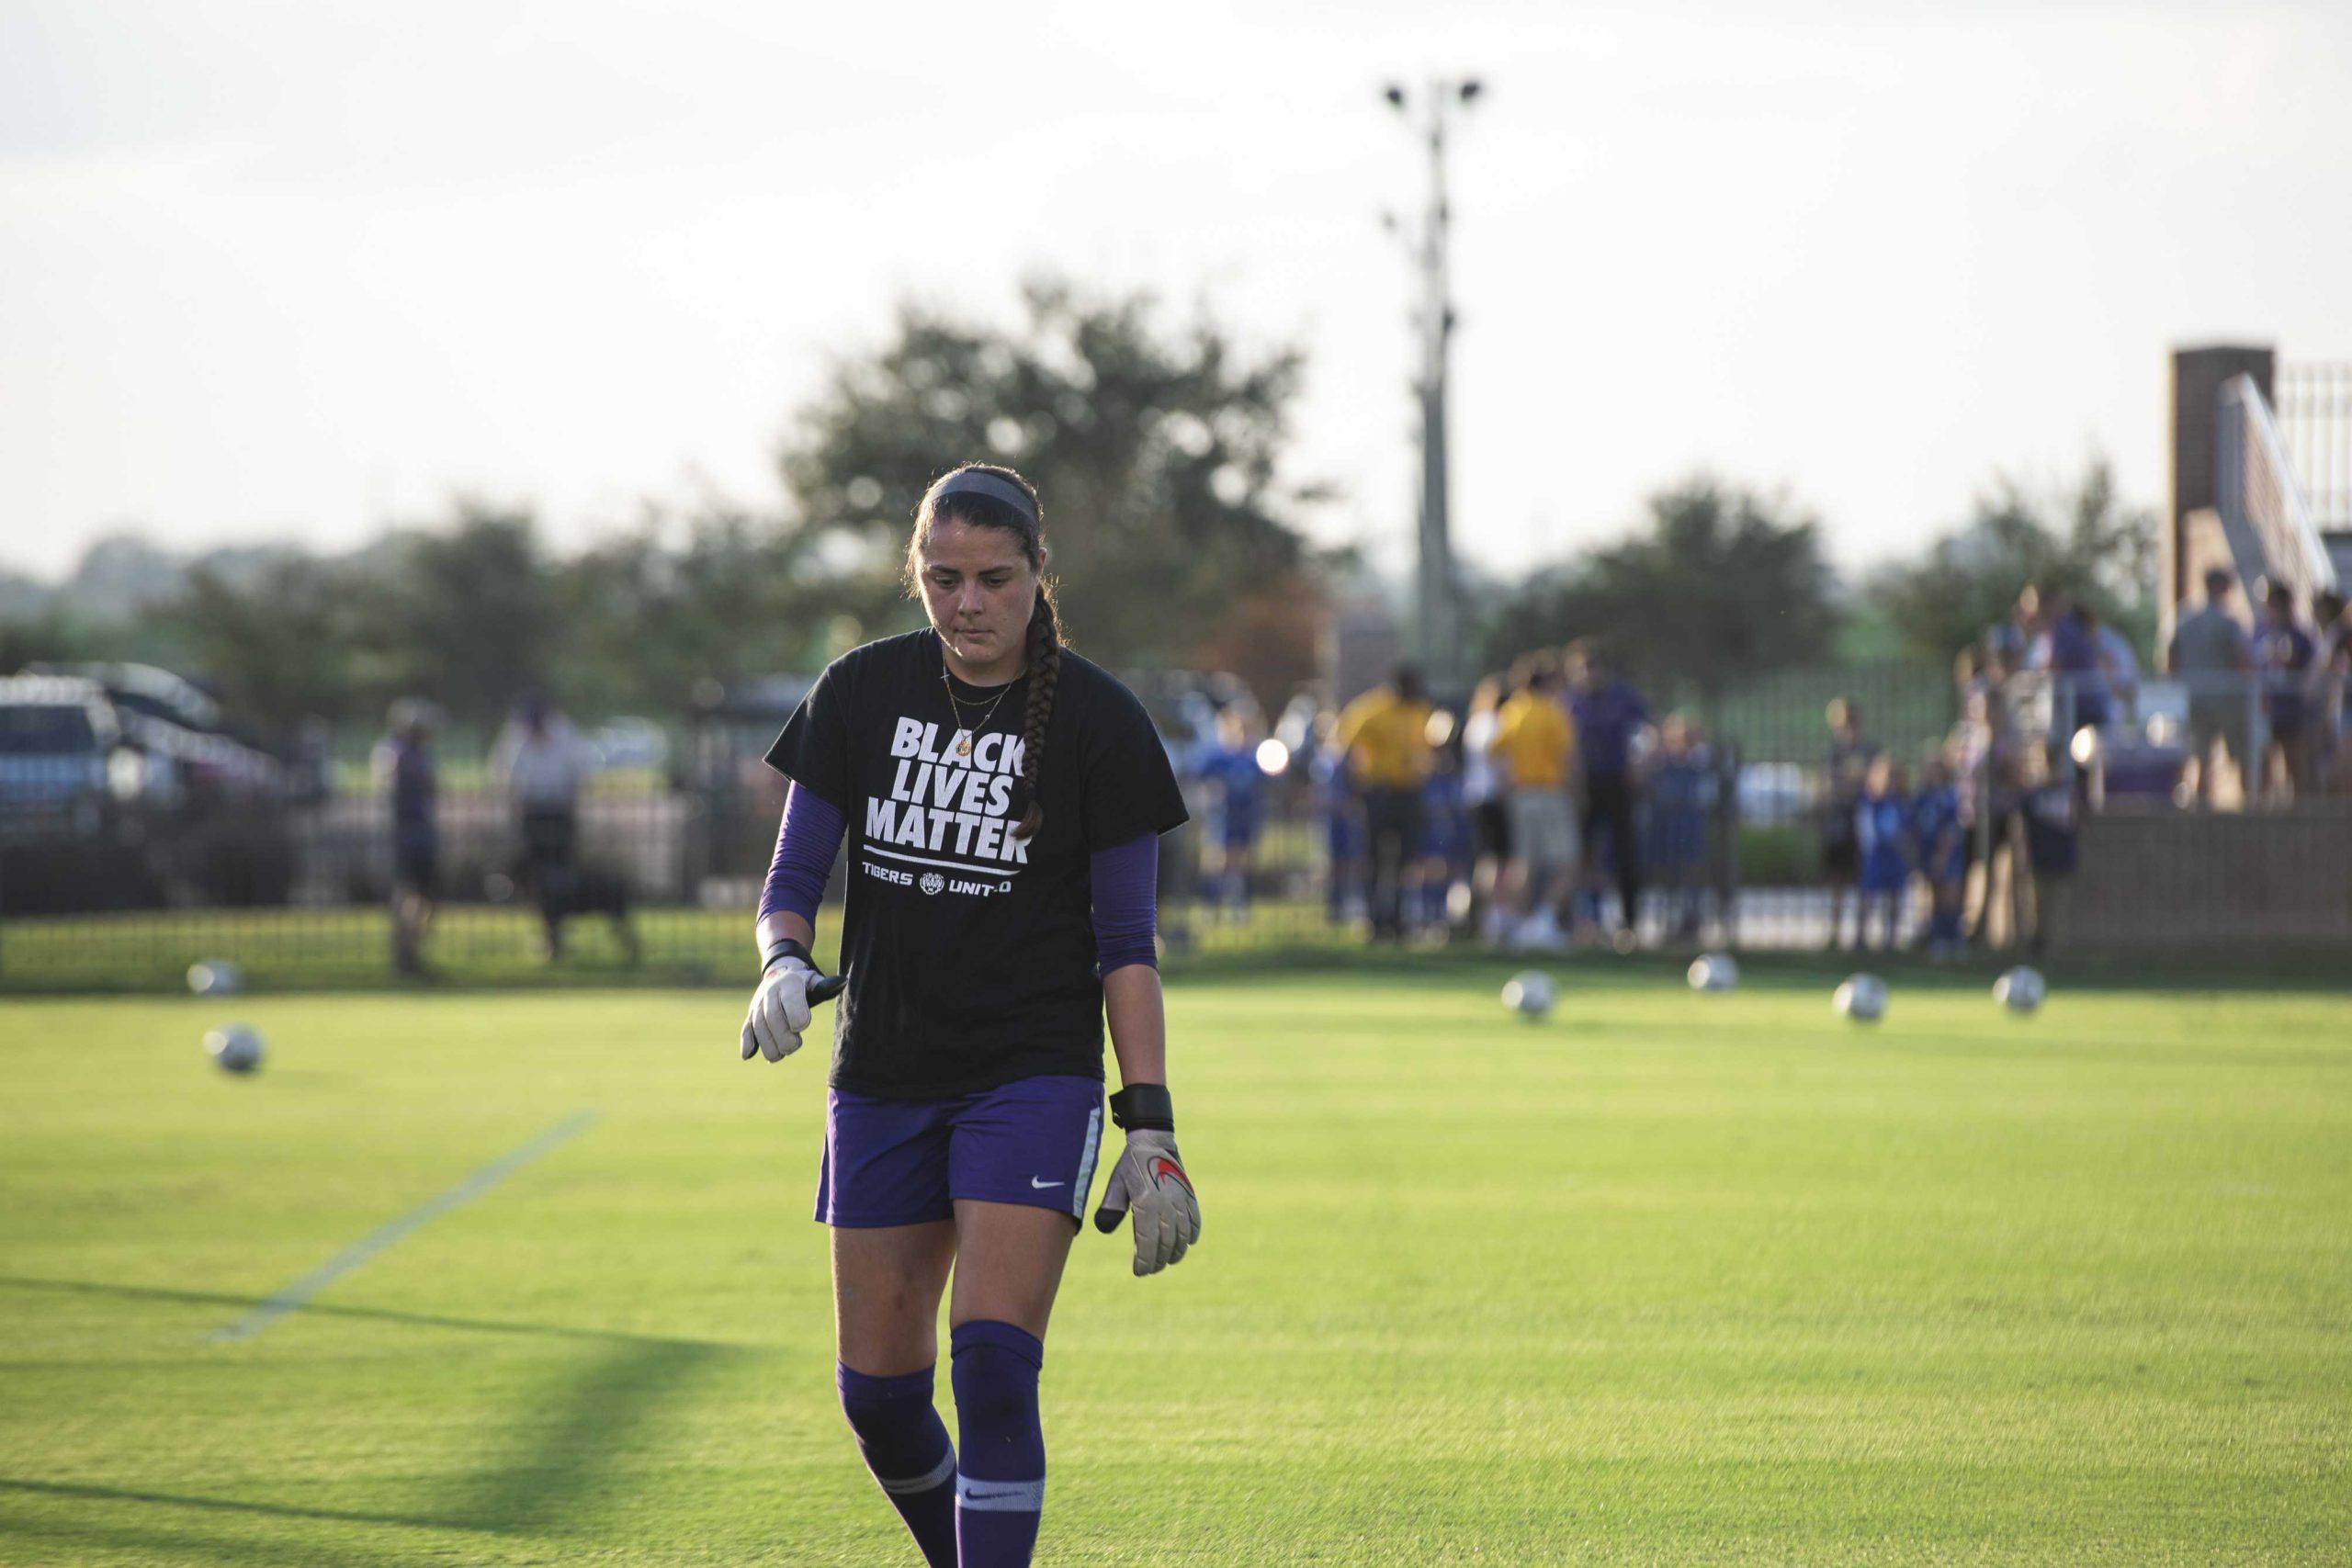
[2255,581,2317,801]
[1565,641,1651,942]
[2039,594,2112,733]
[744,465,1199,1568]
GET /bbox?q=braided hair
[905,463,1063,841]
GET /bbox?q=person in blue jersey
[744,465,1200,1568]
[1564,642,1652,942]
[1196,705,1265,920]
[1853,753,1913,953]
[1909,750,1968,961]
[1641,714,1713,942]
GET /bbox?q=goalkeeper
[744,464,1200,1568]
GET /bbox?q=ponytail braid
[1011,583,1063,840]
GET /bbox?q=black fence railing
[5,660,2346,990]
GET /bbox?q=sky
[4,0,2350,586]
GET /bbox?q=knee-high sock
[951,1320,1045,1568]
[837,1363,956,1568]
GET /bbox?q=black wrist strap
[1108,1084,1174,1133]
[762,937,813,975]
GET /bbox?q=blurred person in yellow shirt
[1488,654,1579,948]
[1330,666,1433,942]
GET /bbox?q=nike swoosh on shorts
[1029,1178,1065,1189]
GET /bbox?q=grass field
[3,964,2348,1564]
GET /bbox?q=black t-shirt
[764,629,1189,1099]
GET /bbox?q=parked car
[0,674,170,910]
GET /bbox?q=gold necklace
[939,666,1014,758]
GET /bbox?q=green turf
[3,969,2347,1564]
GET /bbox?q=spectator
[2167,568,2255,809]
[2082,603,2140,723]
[2041,594,2113,734]
[1986,585,2042,674]
[1820,696,1878,951]
[1415,708,1470,935]
[2254,581,2316,803]
[1329,665,1434,942]
[490,692,598,961]
[1564,642,1650,942]
[1310,710,1363,928]
[2018,744,2078,957]
[1458,675,1511,942]
[1854,754,1912,953]
[372,699,440,977]
[1196,705,1265,922]
[2309,591,2350,795]
[1642,714,1713,942]
[1951,685,2022,946]
[1911,749,1967,962]
[1489,654,1578,950]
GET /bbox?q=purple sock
[837,1363,956,1568]
[951,1320,1045,1567]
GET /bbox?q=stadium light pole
[1383,75,1481,694]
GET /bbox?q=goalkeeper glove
[741,939,831,1064]
[1092,1085,1200,1276]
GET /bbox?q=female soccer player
[741,463,1202,1568]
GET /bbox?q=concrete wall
[2064,807,2352,950]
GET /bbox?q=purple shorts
[817,1074,1106,1228]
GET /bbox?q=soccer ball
[1501,971,1555,1021]
[1834,974,1888,1024]
[187,960,243,997]
[204,1023,265,1075]
[1994,966,2046,1013]
[1688,953,1740,992]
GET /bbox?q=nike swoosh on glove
[1091,1130,1200,1276]
[740,957,815,1063]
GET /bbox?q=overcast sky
[4,0,2349,585]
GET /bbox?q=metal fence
[2278,359,2352,529]
[4,660,2346,991]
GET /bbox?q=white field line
[209,1110,600,1343]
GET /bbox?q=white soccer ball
[1994,966,2046,1013]
[1501,971,1555,1021]
[204,1023,265,1075]
[187,960,243,997]
[1834,974,1888,1024]
[1688,953,1740,992]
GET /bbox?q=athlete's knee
[949,1319,1043,1427]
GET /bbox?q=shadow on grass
[0,1275,727,1349]
[1,1275,753,1554]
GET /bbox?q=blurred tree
[775,277,1327,667]
[163,557,360,732]
[1866,456,2157,663]
[559,503,831,713]
[1478,474,1840,698]
[359,502,559,726]
[1186,569,1331,718]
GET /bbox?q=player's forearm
[755,910,814,965]
[1102,964,1169,1088]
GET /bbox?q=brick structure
[2165,344,2274,649]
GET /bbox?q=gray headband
[930,469,1039,525]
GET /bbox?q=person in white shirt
[489,694,597,958]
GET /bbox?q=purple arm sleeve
[1090,832,1160,976]
[758,783,846,927]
